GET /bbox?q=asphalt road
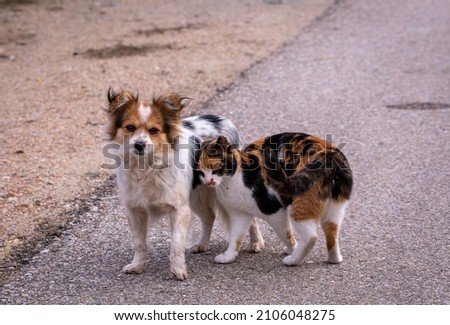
[2,0,449,304]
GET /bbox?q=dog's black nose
[134,142,146,154]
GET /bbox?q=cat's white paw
[214,252,237,264]
[327,254,343,264]
[282,255,300,266]
[250,240,265,253]
[189,243,208,253]
[283,245,295,255]
[122,262,146,274]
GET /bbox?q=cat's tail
[264,146,353,201]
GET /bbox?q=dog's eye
[149,128,159,135]
[126,125,136,132]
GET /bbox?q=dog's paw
[122,263,146,274]
[250,240,265,253]
[171,264,188,280]
[214,252,237,264]
[189,243,208,254]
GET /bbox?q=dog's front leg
[123,206,148,274]
[169,205,191,280]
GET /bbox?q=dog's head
[106,88,192,156]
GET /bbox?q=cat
[194,132,353,265]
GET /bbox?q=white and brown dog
[105,89,263,280]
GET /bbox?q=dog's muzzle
[134,142,146,155]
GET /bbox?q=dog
[105,88,264,280]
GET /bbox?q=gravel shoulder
[0,0,334,282]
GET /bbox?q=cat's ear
[216,135,230,146]
[217,136,233,154]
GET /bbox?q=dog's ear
[179,96,193,110]
[107,88,137,112]
[155,93,192,113]
[107,87,117,103]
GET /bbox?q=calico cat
[194,132,353,265]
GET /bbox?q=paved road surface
[1,0,449,304]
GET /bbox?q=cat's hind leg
[215,214,253,264]
[283,219,319,265]
[283,192,323,266]
[265,214,297,255]
[321,200,348,264]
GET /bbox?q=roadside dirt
[0,0,333,281]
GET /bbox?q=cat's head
[196,135,238,186]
